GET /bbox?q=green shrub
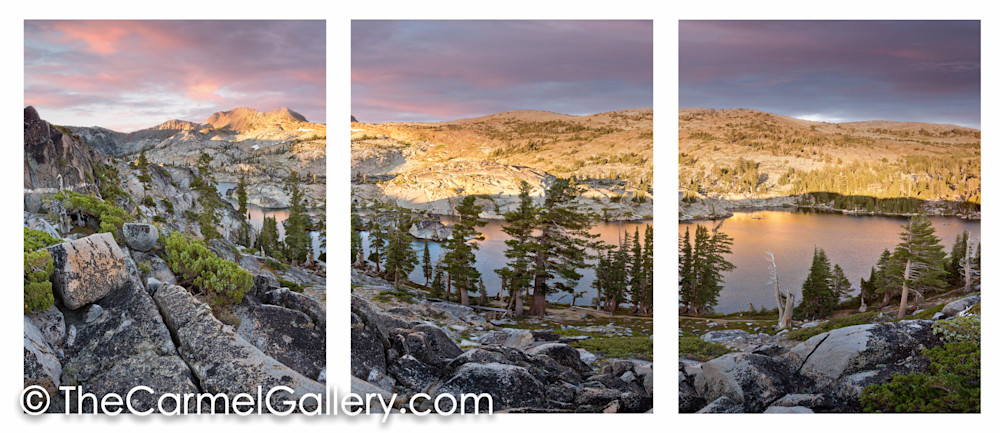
[264,258,288,271]
[374,290,415,304]
[679,336,731,361]
[51,191,129,243]
[152,215,167,223]
[160,199,175,214]
[142,196,156,207]
[24,228,60,313]
[164,232,252,305]
[861,315,980,413]
[278,279,306,293]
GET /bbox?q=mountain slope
[678,108,980,218]
[351,108,653,219]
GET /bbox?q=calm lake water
[217,182,325,261]
[678,210,980,314]
[362,218,652,305]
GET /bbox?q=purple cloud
[352,20,653,123]
[680,20,980,128]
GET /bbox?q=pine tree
[192,151,220,240]
[237,175,249,218]
[256,216,282,259]
[136,149,152,192]
[497,181,536,315]
[797,247,836,319]
[366,200,390,274]
[350,212,363,265]
[642,225,653,313]
[679,227,695,311]
[422,240,433,286]
[947,231,969,288]
[831,264,851,302]
[687,224,735,314]
[629,226,645,312]
[283,171,310,264]
[891,215,946,318]
[430,268,444,299]
[443,196,485,306]
[528,178,598,316]
[384,205,418,288]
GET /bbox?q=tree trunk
[446,274,452,302]
[897,259,912,319]
[779,293,794,329]
[460,287,469,306]
[531,287,546,317]
[530,245,547,316]
[514,289,523,316]
[964,239,973,293]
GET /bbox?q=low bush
[51,191,129,243]
[278,279,306,293]
[574,336,653,360]
[24,228,60,313]
[164,232,252,305]
[861,316,980,413]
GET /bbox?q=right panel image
[678,20,980,413]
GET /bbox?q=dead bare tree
[897,259,912,319]
[767,250,794,329]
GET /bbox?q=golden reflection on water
[679,210,980,314]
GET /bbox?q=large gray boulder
[46,233,128,309]
[478,328,534,349]
[24,316,62,397]
[122,223,159,252]
[262,287,326,329]
[525,343,592,375]
[152,283,325,411]
[784,320,940,399]
[59,276,199,413]
[433,363,546,412]
[27,306,66,349]
[408,219,453,241]
[693,352,805,412]
[941,295,980,317]
[236,304,326,381]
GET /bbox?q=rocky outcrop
[24,316,62,397]
[235,303,325,381]
[123,223,159,252]
[684,320,944,413]
[351,292,652,413]
[153,283,324,410]
[60,276,199,413]
[408,219,453,241]
[941,295,980,317]
[46,233,129,310]
[23,106,103,212]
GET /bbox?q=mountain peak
[203,106,308,131]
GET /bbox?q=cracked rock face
[152,283,324,411]
[46,233,128,310]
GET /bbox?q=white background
[1,0,993,429]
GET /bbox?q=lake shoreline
[679,195,980,222]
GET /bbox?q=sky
[352,20,653,123]
[24,20,325,132]
[680,21,981,129]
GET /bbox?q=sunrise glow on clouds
[351,20,653,123]
[25,20,325,131]
[680,21,981,128]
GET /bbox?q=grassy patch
[278,279,307,293]
[374,290,416,304]
[679,336,731,362]
[572,336,653,360]
[785,311,884,341]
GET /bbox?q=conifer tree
[891,215,946,317]
[422,240,433,286]
[797,247,836,319]
[136,149,152,192]
[679,227,695,311]
[831,264,851,301]
[237,175,249,218]
[629,226,645,312]
[256,216,282,259]
[384,205,418,288]
[192,151,221,240]
[443,196,485,305]
[430,268,444,299]
[642,225,653,313]
[366,200,390,274]
[685,224,735,314]
[947,231,969,288]
[497,181,536,315]
[283,171,310,264]
[527,178,598,316]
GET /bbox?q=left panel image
[23,20,327,414]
